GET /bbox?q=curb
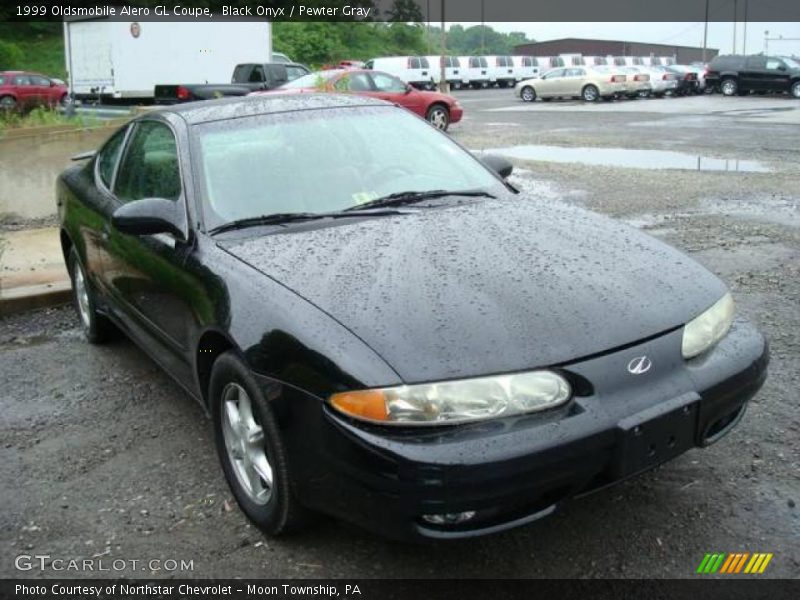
[0,280,72,317]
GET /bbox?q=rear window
[419,57,430,69]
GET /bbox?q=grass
[0,107,99,136]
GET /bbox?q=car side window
[249,66,266,83]
[96,127,128,190]
[31,75,50,86]
[766,59,784,70]
[286,66,307,80]
[371,72,406,93]
[13,75,31,85]
[114,121,181,202]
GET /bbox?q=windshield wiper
[345,189,496,211]
[209,209,405,235]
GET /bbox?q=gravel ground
[1,91,798,579]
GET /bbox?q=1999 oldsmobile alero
[57,95,768,540]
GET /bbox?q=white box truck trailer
[63,20,272,100]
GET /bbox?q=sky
[454,22,800,56]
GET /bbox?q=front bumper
[275,320,768,541]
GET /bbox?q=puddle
[484,145,771,173]
[702,197,800,228]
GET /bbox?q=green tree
[0,40,23,69]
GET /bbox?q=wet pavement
[1,89,798,578]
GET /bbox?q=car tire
[720,78,738,96]
[210,351,313,536]
[520,86,536,102]
[60,93,72,107]
[791,81,800,99]
[582,84,600,102]
[67,247,114,344]
[426,104,450,131]
[0,95,17,111]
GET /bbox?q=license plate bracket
[613,392,699,478]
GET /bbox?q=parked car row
[514,64,701,103]
[363,54,679,90]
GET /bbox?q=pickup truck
[154,62,309,104]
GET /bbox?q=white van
[484,55,517,87]
[512,56,540,81]
[424,55,464,88]
[365,56,434,89]
[582,55,610,67]
[459,56,490,88]
[612,56,646,67]
[560,54,586,67]
[536,56,566,71]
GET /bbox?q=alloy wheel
[721,79,737,96]
[792,82,800,99]
[221,383,274,506]
[521,86,535,102]
[583,86,599,102]
[73,262,91,328]
[428,106,449,130]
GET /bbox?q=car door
[367,71,426,114]
[102,119,195,382]
[764,57,790,92]
[11,74,35,108]
[563,68,586,96]
[537,69,566,97]
[30,75,54,106]
[742,56,767,91]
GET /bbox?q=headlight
[681,292,735,359]
[329,370,571,425]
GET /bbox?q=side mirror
[50,80,57,87]
[482,154,514,179]
[778,64,787,71]
[112,197,186,239]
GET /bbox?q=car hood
[220,198,727,383]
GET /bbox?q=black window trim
[94,123,133,195]
[110,117,189,220]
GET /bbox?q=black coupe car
[57,94,768,541]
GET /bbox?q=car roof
[154,93,391,125]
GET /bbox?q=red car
[0,71,69,111]
[255,69,463,131]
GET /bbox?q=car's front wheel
[791,81,800,99]
[67,247,114,343]
[720,78,738,96]
[211,351,311,536]
[520,86,536,102]
[426,104,450,131]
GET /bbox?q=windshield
[279,70,340,89]
[194,106,505,229]
[782,57,800,69]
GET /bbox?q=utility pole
[732,0,737,54]
[439,0,448,93]
[702,0,709,62]
[742,0,748,54]
[481,0,485,53]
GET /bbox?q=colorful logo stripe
[697,553,773,574]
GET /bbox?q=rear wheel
[426,104,450,131]
[720,78,738,96]
[791,81,800,99]
[520,86,536,102]
[67,248,114,343]
[582,84,599,102]
[0,95,17,111]
[211,351,313,536]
